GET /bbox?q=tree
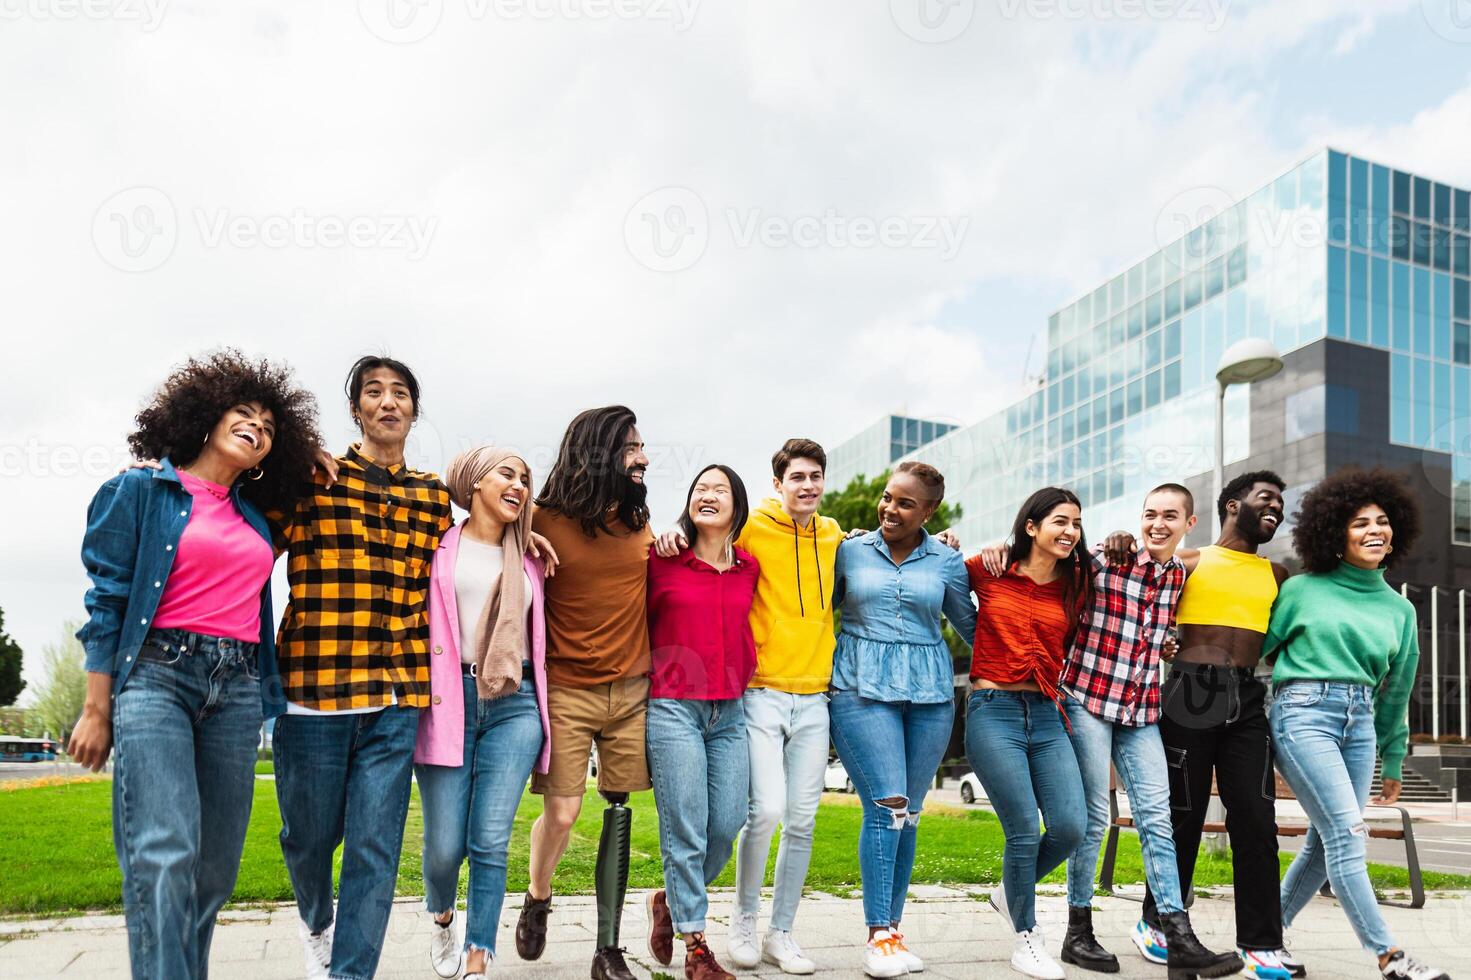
[32,621,87,744]
[823,470,963,536]
[0,608,23,707]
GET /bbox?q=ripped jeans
[829,690,954,927]
[1272,681,1396,955]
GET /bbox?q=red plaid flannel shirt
[1060,545,1185,726]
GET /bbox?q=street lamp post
[1213,338,1285,538]
[1203,338,1283,855]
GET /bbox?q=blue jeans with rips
[829,689,954,928]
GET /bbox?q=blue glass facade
[829,149,1471,551]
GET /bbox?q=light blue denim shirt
[830,530,978,703]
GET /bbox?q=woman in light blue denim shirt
[829,462,976,979]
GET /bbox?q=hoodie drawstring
[788,517,825,616]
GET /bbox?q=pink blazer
[414,521,552,773]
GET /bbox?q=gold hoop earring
[247,466,264,481]
[1386,545,1393,554]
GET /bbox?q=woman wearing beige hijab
[414,446,552,980]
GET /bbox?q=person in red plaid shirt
[979,483,1237,980]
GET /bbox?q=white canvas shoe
[727,910,761,969]
[1010,927,1065,980]
[298,918,333,980]
[430,914,462,978]
[862,930,909,978]
[763,929,817,975]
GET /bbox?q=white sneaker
[1131,919,1167,965]
[863,930,909,978]
[727,910,761,969]
[889,930,924,973]
[1380,950,1451,980]
[1010,927,1065,980]
[430,913,462,978]
[763,929,817,975]
[988,878,1014,930]
[298,918,333,980]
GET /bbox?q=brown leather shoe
[592,945,636,980]
[685,938,737,980]
[515,892,552,961]
[647,889,674,965]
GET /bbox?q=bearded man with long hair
[513,406,653,980]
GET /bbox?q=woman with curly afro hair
[1264,467,1447,980]
[71,349,320,980]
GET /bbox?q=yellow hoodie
[736,497,845,694]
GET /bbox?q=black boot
[1061,906,1120,973]
[1158,911,1242,980]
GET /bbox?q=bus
[0,735,59,762]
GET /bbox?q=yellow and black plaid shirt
[272,445,453,711]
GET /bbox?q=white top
[455,537,534,665]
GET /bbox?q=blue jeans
[274,704,420,980]
[647,697,749,933]
[829,690,954,927]
[112,629,263,980]
[416,674,542,958]
[1272,681,1396,956]
[965,689,1086,933]
[736,688,829,931]
[1063,696,1182,913]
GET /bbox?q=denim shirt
[830,530,978,703]
[76,458,285,718]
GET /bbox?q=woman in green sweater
[1264,468,1449,980]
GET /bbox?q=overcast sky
[3,0,1471,702]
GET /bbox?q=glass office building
[828,149,1471,746]
[824,414,958,492]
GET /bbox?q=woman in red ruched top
[961,487,1092,972]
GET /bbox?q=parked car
[823,760,854,793]
[958,771,984,805]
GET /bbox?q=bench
[1097,767,1425,910]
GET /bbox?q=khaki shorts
[531,676,650,796]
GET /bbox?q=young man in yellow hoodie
[658,437,844,974]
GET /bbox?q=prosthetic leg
[591,791,635,980]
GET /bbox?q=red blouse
[966,557,1072,703]
[647,546,760,700]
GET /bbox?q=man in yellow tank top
[1107,471,1297,980]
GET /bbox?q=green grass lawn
[2,778,1466,917]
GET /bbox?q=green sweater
[1262,562,1419,780]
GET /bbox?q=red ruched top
[965,557,1072,703]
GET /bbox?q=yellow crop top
[1174,545,1278,634]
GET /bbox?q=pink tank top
[152,472,275,642]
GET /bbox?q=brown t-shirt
[533,506,654,689]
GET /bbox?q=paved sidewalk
[3,886,1468,978]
